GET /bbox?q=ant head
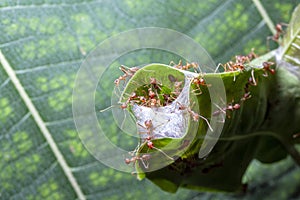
[147,141,154,149]
[148,89,156,98]
[150,77,157,85]
[263,61,274,68]
[144,120,152,127]
[150,99,157,106]
[125,158,131,164]
[275,24,283,32]
[130,92,137,98]
[114,79,120,85]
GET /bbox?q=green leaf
[281,4,300,66]
[123,60,299,193]
[1,0,299,200]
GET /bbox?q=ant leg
[139,157,149,169]
[215,63,224,73]
[250,69,257,86]
[199,114,214,132]
[151,146,174,161]
[212,102,226,117]
[99,104,121,112]
[192,85,203,95]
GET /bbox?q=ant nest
[132,73,196,139]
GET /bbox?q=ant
[262,61,275,76]
[215,62,244,82]
[213,101,241,117]
[191,75,210,95]
[114,65,139,86]
[171,81,183,97]
[99,92,137,112]
[241,80,252,102]
[269,23,287,42]
[177,102,213,132]
[120,92,137,109]
[240,69,260,102]
[216,49,257,75]
[241,91,252,101]
[235,48,257,64]
[267,23,288,48]
[125,154,151,169]
[224,61,245,72]
[137,119,174,161]
[170,60,199,72]
[148,77,164,93]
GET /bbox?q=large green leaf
[0,0,299,199]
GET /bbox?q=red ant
[224,61,245,72]
[213,101,241,117]
[241,91,252,101]
[114,65,139,86]
[170,60,199,72]
[125,154,151,169]
[191,75,211,95]
[149,77,161,87]
[171,81,183,97]
[177,102,213,131]
[270,23,286,42]
[235,49,257,64]
[262,61,275,76]
[100,92,137,112]
[120,92,137,109]
[215,63,243,82]
[137,119,174,161]
[148,77,163,93]
[267,23,288,48]
[216,49,257,75]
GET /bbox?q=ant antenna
[99,104,119,112]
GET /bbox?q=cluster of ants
[114,63,214,170]
[113,66,186,169]
[220,49,257,72]
[108,22,285,174]
[169,50,276,119]
[114,65,139,86]
[114,66,184,109]
[125,77,182,108]
[113,47,276,171]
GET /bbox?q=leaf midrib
[0,50,86,200]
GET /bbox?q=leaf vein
[0,50,86,200]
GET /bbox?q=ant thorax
[131,74,195,139]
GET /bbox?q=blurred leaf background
[1,0,300,199]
